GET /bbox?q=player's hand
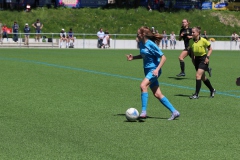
[236,77,240,86]
[152,69,159,77]
[126,54,133,61]
[204,58,209,64]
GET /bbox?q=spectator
[161,30,168,49]
[104,29,110,48]
[159,0,165,12]
[147,0,152,11]
[231,32,239,45]
[202,30,208,40]
[154,0,159,10]
[67,28,74,48]
[102,34,110,48]
[32,19,43,42]
[23,23,30,45]
[97,28,105,48]
[2,24,8,41]
[232,32,238,40]
[26,4,31,12]
[59,29,67,48]
[239,37,240,49]
[12,21,19,42]
[151,27,156,34]
[0,21,2,43]
[169,31,176,49]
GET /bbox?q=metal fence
[1,33,239,50]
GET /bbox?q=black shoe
[176,72,185,77]
[189,94,199,99]
[210,89,216,98]
[208,68,212,77]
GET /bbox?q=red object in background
[2,27,12,34]
[6,28,12,34]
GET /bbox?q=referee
[189,26,216,99]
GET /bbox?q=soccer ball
[125,108,139,121]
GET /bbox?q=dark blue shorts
[144,68,162,89]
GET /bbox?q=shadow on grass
[174,94,190,97]
[174,94,209,98]
[168,76,191,80]
[115,114,168,122]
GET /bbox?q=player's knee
[196,74,202,79]
[140,84,147,92]
[178,56,184,61]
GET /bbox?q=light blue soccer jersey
[139,40,163,68]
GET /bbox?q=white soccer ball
[125,108,139,121]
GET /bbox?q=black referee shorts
[194,55,208,71]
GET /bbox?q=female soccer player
[176,19,193,77]
[126,26,180,120]
[189,26,216,99]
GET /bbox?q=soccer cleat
[210,89,216,98]
[168,111,180,120]
[208,68,212,77]
[139,112,147,119]
[189,94,199,99]
[176,72,185,77]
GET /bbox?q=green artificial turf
[0,49,239,159]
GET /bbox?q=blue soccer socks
[160,96,176,113]
[141,92,148,112]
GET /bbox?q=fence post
[114,34,116,49]
[19,32,22,47]
[83,34,85,49]
[52,33,53,48]
[230,36,232,50]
